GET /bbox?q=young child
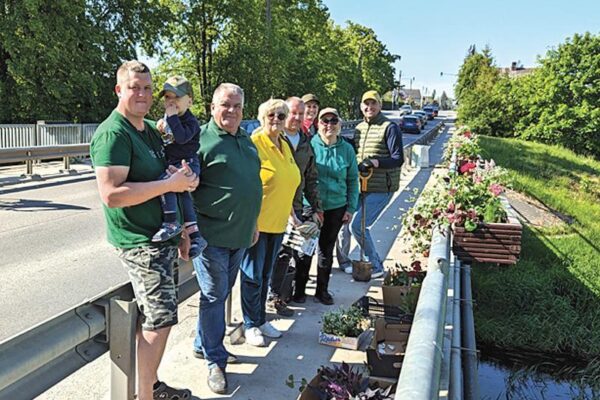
[153,75,207,259]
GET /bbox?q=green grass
[472,137,600,363]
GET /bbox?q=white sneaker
[371,270,384,279]
[245,327,266,347]
[259,321,282,338]
[343,265,353,274]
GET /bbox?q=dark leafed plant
[306,362,394,399]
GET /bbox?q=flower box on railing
[452,198,522,265]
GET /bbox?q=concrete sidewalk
[37,124,452,400]
[0,159,95,193]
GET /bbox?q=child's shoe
[152,222,183,242]
[188,235,208,259]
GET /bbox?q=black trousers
[294,205,347,297]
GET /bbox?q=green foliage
[455,33,600,158]
[143,0,397,120]
[1,1,397,123]
[321,306,371,337]
[474,136,600,365]
[0,0,155,123]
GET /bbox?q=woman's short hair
[257,98,289,128]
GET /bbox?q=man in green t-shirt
[90,60,198,400]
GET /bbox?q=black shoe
[314,291,334,305]
[207,367,227,394]
[193,349,239,364]
[267,298,295,317]
[292,294,306,304]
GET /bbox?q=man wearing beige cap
[336,90,404,279]
[301,93,320,137]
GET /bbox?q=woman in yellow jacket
[241,98,301,347]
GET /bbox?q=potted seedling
[319,306,372,350]
[382,262,425,308]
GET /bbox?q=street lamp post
[440,72,458,77]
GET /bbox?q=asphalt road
[0,112,445,341]
[0,179,126,340]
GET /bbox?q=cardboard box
[366,318,411,378]
[318,329,372,350]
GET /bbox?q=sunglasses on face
[267,112,286,121]
[320,118,339,125]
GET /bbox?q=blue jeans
[336,192,393,273]
[160,157,200,223]
[240,232,284,329]
[193,245,245,369]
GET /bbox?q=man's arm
[371,123,404,169]
[95,163,198,208]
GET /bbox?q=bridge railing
[395,148,479,400]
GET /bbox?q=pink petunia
[489,183,504,196]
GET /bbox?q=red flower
[459,161,477,175]
[463,131,472,138]
[411,260,422,272]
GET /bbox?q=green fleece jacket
[310,134,359,213]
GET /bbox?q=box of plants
[382,261,425,311]
[319,306,372,350]
[287,361,395,400]
[402,125,522,265]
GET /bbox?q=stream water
[478,356,598,399]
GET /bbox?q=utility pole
[266,0,271,32]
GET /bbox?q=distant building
[498,61,536,78]
[399,89,421,107]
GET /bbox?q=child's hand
[165,103,178,117]
[157,118,166,133]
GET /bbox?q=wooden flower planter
[452,198,522,265]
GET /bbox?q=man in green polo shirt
[91,60,198,400]
[190,83,262,394]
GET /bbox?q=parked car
[423,106,435,120]
[399,104,412,115]
[431,104,439,117]
[413,111,428,128]
[398,115,421,134]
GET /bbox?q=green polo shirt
[90,109,180,248]
[192,119,263,249]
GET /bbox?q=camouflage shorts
[117,245,179,331]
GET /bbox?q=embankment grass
[473,137,600,362]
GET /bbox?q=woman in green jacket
[302,107,359,305]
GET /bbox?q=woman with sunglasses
[302,107,359,305]
[240,98,301,347]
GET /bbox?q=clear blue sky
[323,0,600,98]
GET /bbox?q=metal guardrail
[395,138,479,399]
[0,123,100,149]
[0,261,199,400]
[395,226,451,399]
[0,144,90,175]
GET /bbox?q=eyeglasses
[267,112,286,121]
[320,118,339,125]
